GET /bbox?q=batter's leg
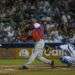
[20,49,39,69]
[37,56,52,64]
[37,56,54,67]
[26,50,39,65]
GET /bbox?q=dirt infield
[0,64,75,74]
[0,63,75,75]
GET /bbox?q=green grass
[0,58,63,65]
[0,58,42,65]
[0,59,27,65]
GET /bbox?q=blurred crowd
[0,0,51,20]
[0,0,75,44]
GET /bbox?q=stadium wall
[0,48,65,59]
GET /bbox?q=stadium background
[0,0,75,75]
[0,0,75,59]
[0,47,64,58]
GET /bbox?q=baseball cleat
[19,65,29,70]
[51,60,55,68]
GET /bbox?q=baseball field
[0,59,75,75]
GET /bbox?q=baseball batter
[21,19,54,69]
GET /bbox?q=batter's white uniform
[26,39,51,65]
[25,23,52,66]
